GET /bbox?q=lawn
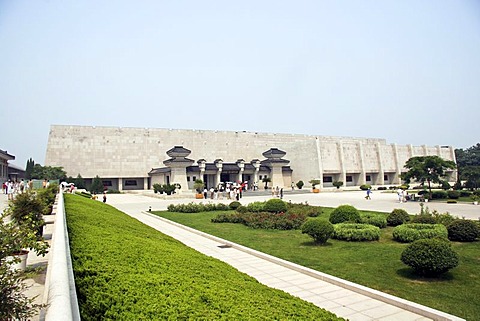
[155,207,480,320]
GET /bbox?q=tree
[90,175,104,194]
[30,164,67,180]
[462,166,480,190]
[74,174,86,189]
[455,143,480,167]
[25,158,34,179]
[261,177,271,190]
[401,156,456,199]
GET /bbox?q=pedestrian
[397,188,403,203]
[103,192,107,203]
[280,188,283,199]
[365,188,372,200]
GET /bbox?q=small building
[0,149,15,183]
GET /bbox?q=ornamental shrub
[360,213,387,228]
[286,203,322,217]
[246,201,265,213]
[431,211,457,227]
[242,212,307,230]
[333,223,380,241]
[401,238,459,276]
[387,209,410,226]
[446,200,457,204]
[392,224,448,243]
[359,184,371,191]
[301,220,334,244]
[329,205,361,224]
[229,201,241,210]
[447,190,460,199]
[264,199,287,213]
[236,205,248,214]
[377,186,387,190]
[211,213,245,224]
[215,203,229,211]
[411,214,436,224]
[460,190,472,197]
[447,219,480,242]
[431,190,448,199]
[296,180,304,189]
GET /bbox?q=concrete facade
[0,149,15,183]
[45,125,457,191]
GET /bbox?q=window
[366,175,371,182]
[125,180,137,186]
[102,180,112,186]
[323,176,333,183]
[187,176,191,182]
[384,174,389,181]
[346,176,353,182]
[193,176,196,181]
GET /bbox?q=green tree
[25,158,34,179]
[462,166,480,190]
[30,164,67,180]
[401,156,456,199]
[455,143,480,167]
[74,174,86,189]
[90,175,104,194]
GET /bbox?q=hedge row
[212,211,307,230]
[393,223,448,243]
[167,202,230,213]
[65,195,342,320]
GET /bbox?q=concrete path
[107,191,466,321]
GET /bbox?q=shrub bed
[360,213,387,228]
[286,202,322,217]
[167,202,229,213]
[65,195,342,320]
[332,223,380,241]
[401,238,459,276]
[392,223,448,243]
[329,205,361,224]
[410,214,436,224]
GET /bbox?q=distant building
[45,125,457,191]
[0,149,15,183]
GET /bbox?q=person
[103,192,107,203]
[203,188,208,200]
[280,188,284,199]
[397,188,403,203]
[365,188,372,200]
[19,179,25,193]
[7,180,14,200]
[43,179,47,188]
[291,182,295,191]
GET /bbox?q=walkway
[108,192,466,321]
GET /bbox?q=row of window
[323,174,389,183]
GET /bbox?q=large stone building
[45,125,456,191]
[1,149,15,183]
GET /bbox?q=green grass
[155,208,480,320]
[64,194,344,320]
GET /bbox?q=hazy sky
[1,0,479,168]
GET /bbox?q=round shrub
[387,209,410,226]
[301,219,334,244]
[329,205,361,224]
[377,186,387,191]
[392,223,448,243]
[460,190,472,197]
[447,219,480,242]
[447,190,460,199]
[236,205,248,214]
[431,190,448,199]
[333,223,380,241]
[446,200,457,204]
[360,213,387,228]
[246,201,265,213]
[359,184,371,191]
[410,214,436,224]
[215,203,229,211]
[264,198,287,213]
[229,201,241,210]
[401,238,459,276]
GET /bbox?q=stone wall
[45,125,456,188]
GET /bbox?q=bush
[392,224,448,243]
[359,184,371,191]
[432,211,457,227]
[215,203,229,211]
[387,209,410,226]
[431,190,448,199]
[286,203,322,217]
[401,238,459,276]
[411,214,436,224]
[332,181,343,189]
[296,181,304,189]
[229,201,241,210]
[301,220,334,244]
[264,199,287,213]
[377,186,387,191]
[236,205,248,214]
[246,201,265,213]
[242,212,307,230]
[446,200,457,204]
[329,205,360,224]
[460,190,472,197]
[333,223,380,241]
[447,190,460,199]
[447,220,480,242]
[211,213,245,224]
[360,213,387,228]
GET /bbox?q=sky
[1,0,479,168]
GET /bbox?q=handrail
[44,192,80,321]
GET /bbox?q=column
[215,159,223,187]
[337,142,346,185]
[357,142,366,186]
[315,138,324,189]
[375,142,384,185]
[392,144,401,185]
[252,159,260,186]
[236,159,245,183]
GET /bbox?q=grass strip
[65,194,343,320]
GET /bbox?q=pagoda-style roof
[166,146,191,158]
[262,148,286,159]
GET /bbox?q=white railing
[44,192,80,321]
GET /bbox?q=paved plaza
[3,189,475,320]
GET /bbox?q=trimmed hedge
[301,219,334,244]
[264,199,287,213]
[410,214,436,224]
[360,213,387,228]
[392,223,448,243]
[65,195,342,320]
[447,220,480,242]
[167,202,229,213]
[229,201,241,210]
[401,238,459,276]
[286,202,322,217]
[329,205,361,224]
[332,223,380,241]
[246,201,265,213]
[387,209,410,226]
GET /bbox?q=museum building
[44,125,457,192]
